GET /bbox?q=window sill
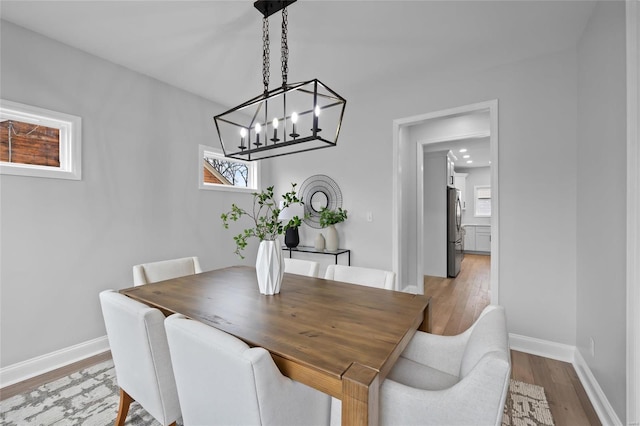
[0,162,81,180]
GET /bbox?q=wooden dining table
[120,266,431,426]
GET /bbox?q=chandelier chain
[262,16,270,94]
[281,7,289,87]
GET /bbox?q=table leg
[418,298,432,333]
[341,363,379,426]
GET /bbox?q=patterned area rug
[1,360,161,426]
[503,379,555,426]
[2,360,554,425]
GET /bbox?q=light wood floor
[0,350,112,401]
[425,253,601,426]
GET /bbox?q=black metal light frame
[214,0,346,161]
[253,0,296,18]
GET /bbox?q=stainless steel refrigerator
[447,187,464,277]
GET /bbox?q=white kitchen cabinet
[454,172,468,209]
[475,226,491,252]
[446,151,456,188]
[463,225,491,253]
[463,225,475,251]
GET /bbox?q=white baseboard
[509,333,575,363]
[401,284,419,294]
[0,335,110,388]
[573,349,623,426]
[509,333,622,426]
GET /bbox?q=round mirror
[299,175,343,229]
[310,191,329,212]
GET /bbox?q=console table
[283,245,351,265]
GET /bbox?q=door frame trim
[626,0,639,422]
[392,99,499,302]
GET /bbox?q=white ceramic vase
[255,239,284,295]
[325,225,339,251]
[314,233,325,250]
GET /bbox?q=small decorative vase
[325,225,339,251]
[284,227,300,248]
[255,239,284,295]
[314,233,325,250]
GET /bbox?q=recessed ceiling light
[463,155,470,159]
[459,148,467,153]
[466,160,473,164]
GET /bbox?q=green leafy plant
[319,207,348,228]
[221,184,304,258]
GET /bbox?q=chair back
[460,305,510,378]
[133,256,202,286]
[165,314,330,426]
[99,290,180,425]
[325,264,395,290]
[284,258,319,277]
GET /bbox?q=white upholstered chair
[132,256,202,286]
[324,264,395,290]
[99,290,181,426]
[284,258,319,277]
[330,305,510,426]
[165,314,331,426]
[382,305,510,425]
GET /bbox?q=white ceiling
[0,0,596,109]
[425,137,491,169]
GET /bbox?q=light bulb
[289,112,299,138]
[312,105,322,133]
[254,123,262,146]
[239,127,247,149]
[270,118,280,142]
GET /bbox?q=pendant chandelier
[214,0,346,161]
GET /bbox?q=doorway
[392,100,499,302]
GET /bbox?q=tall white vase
[255,239,284,295]
[325,225,339,251]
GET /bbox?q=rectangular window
[199,145,259,192]
[1,120,60,167]
[0,99,81,180]
[474,185,491,217]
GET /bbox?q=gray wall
[0,21,255,367]
[268,46,579,346]
[576,1,627,421]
